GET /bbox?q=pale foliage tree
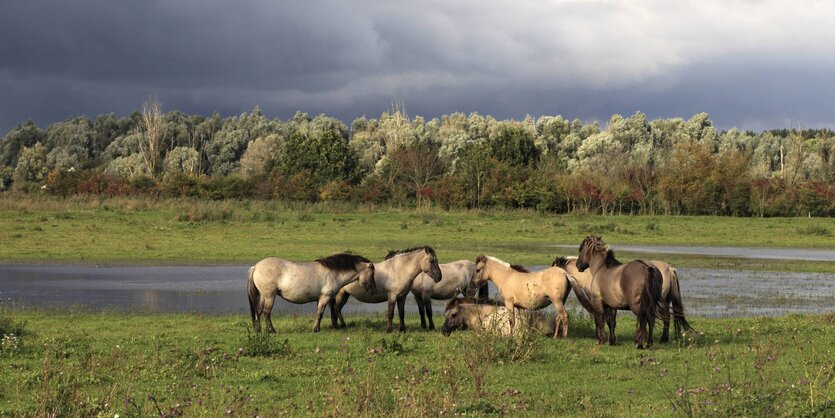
[139,97,163,177]
[163,146,200,180]
[238,134,282,177]
[105,153,148,178]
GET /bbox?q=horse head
[358,262,376,294]
[441,298,465,337]
[421,247,443,283]
[576,235,605,272]
[472,255,489,286]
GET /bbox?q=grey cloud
[1,0,833,135]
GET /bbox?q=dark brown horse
[554,256,693,342]
[575,236,663,349]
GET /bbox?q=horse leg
[329,299,338,329]
[425,298,436,330]
[262,295,277,334]
[505,301,516,336]
[593,312,606,344]
[332,291,350,329]
[385,299,396,333]
[660,301,671,343]
[414,294,427,329]
[604,306,617,345]
[552,302,569,338]
[396,296,407,332]
[313,295,330,333]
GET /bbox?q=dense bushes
[2,109,833,216]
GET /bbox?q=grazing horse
[553,256,693,342]
[247,253,376,333]
[575,236,663,349]
[440,298,555,337]
[470,255,572,338]
[332,246,442,332]
[411,260,477,330]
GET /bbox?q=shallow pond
[1,263,833,318]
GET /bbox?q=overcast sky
[1,0,833,135]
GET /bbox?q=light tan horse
[470,255,572,338]
[332,246,442,332]
[575,236,663,349]
[440,298,555,337]
[247,253,376,333]
[411,260,477,330]
[554,255,693,342]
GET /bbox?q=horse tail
[639,264,663,332]
[247,266,260,324]
[668,267,693,336]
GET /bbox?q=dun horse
[554,256,693,342]
[470,255,572,338]
[332,246,442,332]
[574,236,663,349]
[440,298,555,337]
[247,253,375,333]
[411,260,477,330]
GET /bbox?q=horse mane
[315,253,371,272]
[552,256,571,268]
[384,246,437,260]
[581,236,621,268]
[484,256,528,272]
[603,247,622,267]
[510,264,529,273]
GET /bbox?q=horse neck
[484,260,512,291]
[332,264,364,287]
[586,251,610,279]
[385,251,424,282]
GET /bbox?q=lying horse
[575,236,663,349]
[440,297,555,337]
[470,255,572,338]
[332,246,442,332]
[554,255,693,342]
[411,260,477,330]
[247,253,375,333]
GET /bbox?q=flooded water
[549,244,835,262]
[1,263,833,318]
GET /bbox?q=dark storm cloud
[1,0,833,135]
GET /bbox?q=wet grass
[1,195,834,272]
[0,307,832,417]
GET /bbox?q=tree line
[1,101,833,216]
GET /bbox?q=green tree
[281,128,360,185]
[1,120,45,167]
[12,142,48,191]
[488,121,539,166]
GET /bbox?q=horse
[553,256,693,342]
[411,260,477,330]
[440,297,555,337]
[247,253,376,333]
[332,246,442,333]
[574,235,663,349]
[470,255,572,338]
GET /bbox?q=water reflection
[1,264,833,318]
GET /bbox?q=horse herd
[246,235,693,349]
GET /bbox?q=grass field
[1,195,834,416]
[0,308,833,417]
[1,195,834,272]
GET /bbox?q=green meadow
[1,195,834,271]
[0,309,832,417]
[1,195,834,416]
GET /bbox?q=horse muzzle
[441,325,453,337]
